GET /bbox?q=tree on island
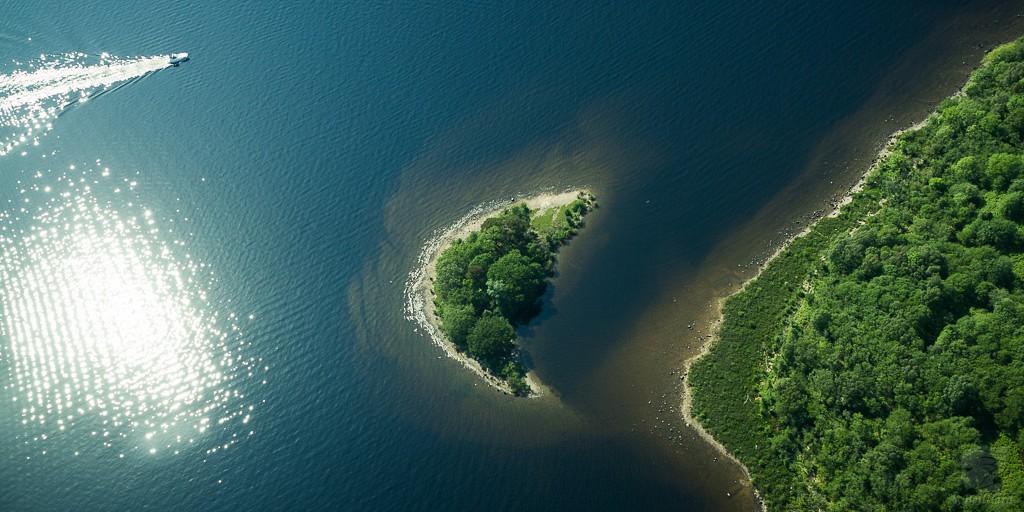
[466,311,515,368]
[439,304,476,350]
[486,249,546,322]
[432,192,597,396]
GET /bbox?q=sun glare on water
[0,168,263,457]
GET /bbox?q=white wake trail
[0,53,172,156]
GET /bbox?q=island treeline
[434,193,595,395]
[691,38,1024,509]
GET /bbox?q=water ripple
[0,52,172,156]
[0,166,264,457]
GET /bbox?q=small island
[406,190,596,396]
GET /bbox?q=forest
[691,38,1024,510]
[433,193,594,395]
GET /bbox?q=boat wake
[0,52,173,156]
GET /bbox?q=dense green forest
[691,38,1024,510]
[433,193,595,395]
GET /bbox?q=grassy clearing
[531,192,597,249]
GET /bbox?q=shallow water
[1,1,1022,510]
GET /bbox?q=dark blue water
[0,1,1020,510]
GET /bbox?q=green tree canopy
[466,311,516,368]
[486,249,547,322]
[431,193,596,394]
[691,36,1024,510]
[438,304,477,350]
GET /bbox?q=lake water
[1,1,1022,510]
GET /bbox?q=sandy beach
[404,189,589,397]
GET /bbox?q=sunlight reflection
[0,167,262,456]
[0,53,173,156]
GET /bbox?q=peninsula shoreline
[678,71,971,511]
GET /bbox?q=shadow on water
[518,280,558,333]
[345,2,1024,511]
[345,95,741,508]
